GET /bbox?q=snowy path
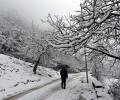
[3,74,81,100]
[3,78,60,100]
[3,73,113,100]
[0,54,113,100]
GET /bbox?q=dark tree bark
[33,54,42,74]
[86,46,120,60]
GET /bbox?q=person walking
[60,67,68,89]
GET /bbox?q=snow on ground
[14,73,113,100]
[103,77,118,90]
[0,54,59,99]
[46,73,113,100]
[0,54,113,100]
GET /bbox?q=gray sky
[0,0,81,29]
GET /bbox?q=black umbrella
[62,64,70,68]
[57,64,70,69]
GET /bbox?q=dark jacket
[60,68,68,79]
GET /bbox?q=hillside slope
[0,54,59,99]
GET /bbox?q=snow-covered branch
[47,0,120,59]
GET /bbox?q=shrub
[109,80,120,100]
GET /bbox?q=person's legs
[63,79,66,89]
[61,79,64,88]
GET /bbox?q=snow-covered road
[3,73,113,100]
[3,78,60,100]
[4,74,84,100]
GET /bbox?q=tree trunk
[84,47,89,83]
[33,54,42,74]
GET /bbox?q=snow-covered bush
[90,56,103,81]
[0,12,28,57]
[109,80,120,100]
[91,66,102,81]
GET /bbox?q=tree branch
[86,46,120,60]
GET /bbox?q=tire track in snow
[43,75,83,100]
[3,79,60,100]
[41,75,81,100]
[3,74,80,100]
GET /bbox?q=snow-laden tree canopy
[47,0,120,60]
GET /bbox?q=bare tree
[33,44,53,74]
[47,0,120,61]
